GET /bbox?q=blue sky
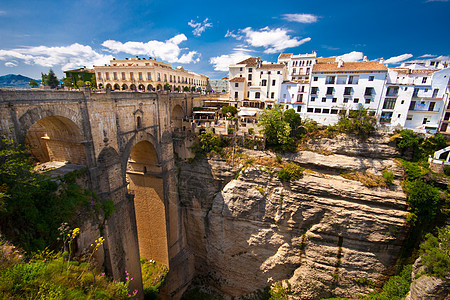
[0,0,449,80]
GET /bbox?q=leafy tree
[284,109,302,139]
[221,105,238,116]
[336,107,376,136]
[183,86,190,92]
[191,86,195,91]
[61,77,73,88]
[164,83,171,91]
[192,130,223,156]
[257,104,295,151]
[45,69,59,89]
[76,80,85,88]
[28,80,39,88]
[406,180,440,219]
[420,226,450,279]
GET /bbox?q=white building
[94,56,208,92]
[305,59,388,125]
[209,77,229,93]
[379,63,450,133]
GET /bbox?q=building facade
[94,57,208,92]
[209,77,229,93]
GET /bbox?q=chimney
[337,59,343,68]
[363,56,368,62]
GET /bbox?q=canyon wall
[178,134,411,299]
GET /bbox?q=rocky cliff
[178,134,410,299]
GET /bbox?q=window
[234,92,238,98]
[272,80,276,86]
[314,108,322,113]
[386,86,399,96]
[311,97,316,102]
[297,106,301,112]
[311,87,318,95]
[114,72,118,80]
[235,83,239,87]
[369,76,374,81]
[248,68,252,72]
[422,77,427,84]
[325,76,335,84]
[164,74,167,82]
[105,72,110,80]
[409,101,416,110]
[429,102,435,111]
[398,114,401,118]
[401,100,405,105]
[255,92,260,99]
[122,72,126,80]
[313,77,318,81]
[337,76,347,84]
[292,68,296,74]
[283,94,286,98]
[139,72,143,80]
[348,76,359,84]
[301,86,305,92]
[326,87,333,95]
[413,88,419,97]
[307,108,314,112]
[330,109,338,114]
[364,87,374,96]
[407,115,413,121]
[383,98,396,109]
[322,97,326,102]
[343,98,349,103]
[344,87,352,96]
[365,98,371,104]
[130,72,134,80]
[423,117,428,125]
[98,72,102,79]
[248,74,252,80]
[261,79,267,86]
[332,98,337,103]
[353,98,359,103]
[297,94,303,102]
[432,89,439,98]
[240,67,243,71]
[323,109,330,114]
[248,82,251,86]
[271,92,275,99]
[380,112,393,124]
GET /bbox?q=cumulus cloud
[5,61,17,67]
[188,18,212,37]
[281,13,319,23]
[336,51,364,62]
[225,30,241,39]
[235,27,310,54]
[384,53,413,64]
[102,34,200,64]
[0,43,113,70]
[209,49,253,71]
[419,54,437,58]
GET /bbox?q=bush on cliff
[277,162,303,182]
[420,226,450,279]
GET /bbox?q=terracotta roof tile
[278,53,293,59]
[313,61,387,72]
[316,57,336,64]
[259,64,285,69]
[236,57,260,67]
[230,77,246,82]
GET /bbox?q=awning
[238,110,257,116]
[193,111,216,114]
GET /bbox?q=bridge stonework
[0,89,196,299]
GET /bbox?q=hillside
[0,74,40,88]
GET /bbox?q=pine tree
[45,69,59,89]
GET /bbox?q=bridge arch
[171,104,184,131]
[124,135,169,266]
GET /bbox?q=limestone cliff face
[178,135,410,299]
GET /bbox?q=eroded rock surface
[178,134,409,299]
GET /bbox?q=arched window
[137,116,142,129]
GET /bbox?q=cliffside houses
[226,54,450,135]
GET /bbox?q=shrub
[228,128,234,135]
[140,258,168,299]
[365,264,412,300]
[336,107,376,136]
[248,128,254,135]
[398,159,428,181]
[382,170,395,186]
[406,180,440,219]
[278,162,303,182]
[420,226,450,279]
[444,165,450,177]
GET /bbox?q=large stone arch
[123,134,169,266]
[171,104,184,131]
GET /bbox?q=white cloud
[5,62,17,67]
[102,34,199,64]
[419,54,437,58]
[0,43,113,71]
[188,18,212,37]
[435,55,450,60]
[384,53,413,64]
[209,49,253,71]
[425,0,448,2]
[281,13,319,23]
[336,51,364,62]
[239,27,311,54]
[225,30,241,39]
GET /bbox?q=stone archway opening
[171,105,184,131]
[147,84,154,91]
[122,84,128,90]
[106,84,112,90]
[25,115,87,166]
[114,84,120,90]
[126,140,168,266]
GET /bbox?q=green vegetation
[419,226,450,279]
[140,258,168,299]
[268,281,289,300]
[333,107,376,137]
[220,105,238,116]
[277,162,303,182]
[364,264,412,300]
[382,170,394,186]
[41,69,59,89]
[392,129,447,162]
[341,171,388,187]
[28,80,39,88]
[406,180,440,221]
[164,83,171,91]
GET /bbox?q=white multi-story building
[305,59,388,125]
[94,56,208,92]
[379,63,450,133]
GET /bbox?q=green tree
[62,77,73,88]
[336,107,376,136]
[420,226,450,279]
[221,105,238,116]
[28,80,39,88]
[45,69,59,89]
[76,80,85,88]
[406,180,440,219]
[257,104,295,151]
[284,109,302,138]
[191,86,196,91]
[164,83,171,91]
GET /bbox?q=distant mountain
[0,74,40,89]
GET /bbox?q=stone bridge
[0,88,201,299]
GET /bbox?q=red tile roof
[278,53,293,59]
[313,61,387,72]
[259,64,285,69]
[316,57,336,64]
[230,77,246,82]
[236,57,260,67]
